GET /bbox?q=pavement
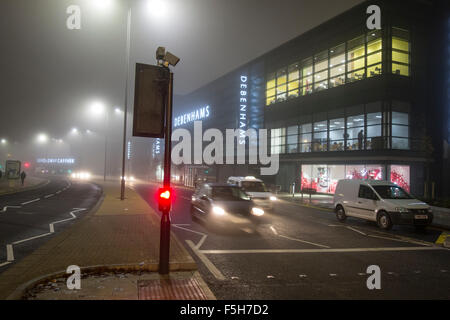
[135,183,450,300]
[0,176,49,195]
[0,178,212,300]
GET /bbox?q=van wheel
[336,206,347,222]
[377,211,392,230]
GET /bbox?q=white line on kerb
[6,245,14,261]
[21,198,40,205]
[186,240,226,281]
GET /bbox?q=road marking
[200,246,443,255]
[267,275,275,279]
[358,273,366,276]
[269,226,278,235]
[21,198,40,205]
[173,224,191,227]
[44,194,55,199]
[299,274,308,278]
[1,206,21,213]
[329,274,338,277]
[172,224,207,237]
[346,226,367,236]
[231,276,239,280]
[186,240,226,281]
[6,245,14,261]
[0,261,11,268]
[278,234,330,249]
[196,235,208,250]
[2,208,87,266]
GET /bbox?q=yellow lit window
[347,57,365,72]
[367,64,382,77]
[392,38,409,52]
[277,84,287,94]
[348,45,365,61]
[392,51,409,64]
[392,63,409,76]
[367,39,382,54]
[266,88,276,98]
[289,69,299,81]
[288,80,299,91]
[277,73,287,86]
[367,52,382,66]
[266,96,276,106]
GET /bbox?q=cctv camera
[156,47,166,60]
[164,51,180,67]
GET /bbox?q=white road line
[21,198,40,205]
[0,261,11,268]
[12,233,53,245]
[200,247,443,255]
[172,224,207,237]
[196,235,208,249]
[44,194,54,199]
[6,245,14,261]
[367,234,432,246]
[278,234,330,249]
[186,240,226,281]
[270,226,278,235]
[173,224,191,227]
[1,206,21,213]
[346,226,367,236]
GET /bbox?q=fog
[0,0,363,176]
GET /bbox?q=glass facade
[301,164,385,194]
[266,28,411,106]
[270,102,411,154]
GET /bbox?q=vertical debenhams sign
[239,75,248,145]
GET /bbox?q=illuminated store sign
[239,75,248,145]
[37,158,75,164]
[152,139,161,158]
[174,106,210,127]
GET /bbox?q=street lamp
[1,139,6,145]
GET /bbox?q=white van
[227,176,277,210]
[333,180,433,230]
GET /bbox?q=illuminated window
[266,73,276,106]
[392,27,410,76]
[301,58,313,96]
[271,128,286,154]
[287,126,299,153]
[300,123,312,153]
[288,63,300,98]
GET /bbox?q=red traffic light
[158,187,172,212]
[24,162,31,169]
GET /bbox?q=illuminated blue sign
[239,75,248,144]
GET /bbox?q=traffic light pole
[159,71,174,275]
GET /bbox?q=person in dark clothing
[20,171,26,186]
[358,130,364,150]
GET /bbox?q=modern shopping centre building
[146,0,450,198]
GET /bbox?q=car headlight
[270,196,278,201]
[212,206,226,216]
[395,207,409,213]
[252,207,265,216]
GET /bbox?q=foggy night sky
[0,0,364,143]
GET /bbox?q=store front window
[390,165,410,192]
[301,164,385,194]
[271,128,285,155]
[300,123,312,153]
[287,125,299,153]
[392,28,410,76]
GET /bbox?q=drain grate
[138,278,208,300]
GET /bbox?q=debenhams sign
[174,105,210,128]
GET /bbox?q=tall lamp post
[120,8,132,200]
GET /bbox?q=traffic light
[24,162,30,169]
[158,187,172,212]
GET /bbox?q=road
[135,182,450,300]
[0,176,102,272]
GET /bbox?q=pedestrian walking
[20,171,26,186]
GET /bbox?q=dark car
[190,183,265,228]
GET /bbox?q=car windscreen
[372,185,414,200]
[241,181,267,192]
[211,187,250,201]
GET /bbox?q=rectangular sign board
[5,160,21,180]
[133,63,170,138]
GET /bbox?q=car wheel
[377,211,392,230]
[336,205,347,222]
